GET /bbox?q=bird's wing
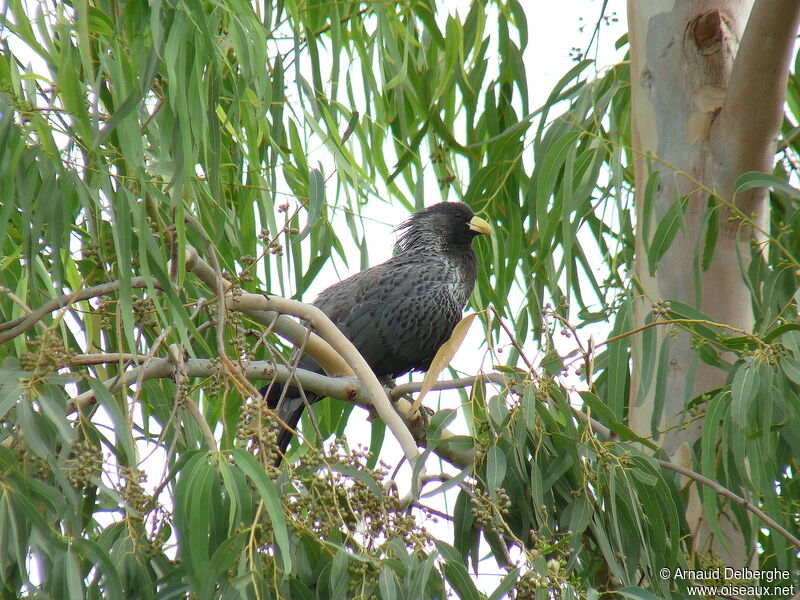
[313,258,462,377]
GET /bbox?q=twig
[70,353,138,366]
[413,503,453,522]
[657,459,800,550]
[595,317,764,350]
[543,307,595,387]
[0,278,158,342]
[0,286,34,318]
[390,373,510,400]
[491,306,535,371]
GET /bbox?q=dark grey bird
[264,201,490,460]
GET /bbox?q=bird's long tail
[262,383,320,464]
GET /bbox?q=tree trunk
[627,0,799,565]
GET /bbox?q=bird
[263,201,490,460]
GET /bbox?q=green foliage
[461,381,687,597]
[1,0,800,598]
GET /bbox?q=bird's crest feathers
[394,202,476,253]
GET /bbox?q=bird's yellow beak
[468,215,491,236]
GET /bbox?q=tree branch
[66,352,477,469]
[68,358,360,410]
[571,399,800,550]
[389,373,510,400]
[232,292,422,469]
[4,242,481,472]
[0,278,158,343]
[3,238,474,471]
[657,458,800,550]
[184,244,354,378]
[184,214,263,403]
[715,0,800,210]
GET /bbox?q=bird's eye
[454,211,464,219]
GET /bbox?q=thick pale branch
[4,243,474,470]
[715,0,800,202]
[66,361,358,462]
[232,293,421,467]
[184,245,353,377]
[67,353,473,468]
[69,358,361,410]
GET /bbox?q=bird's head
[395,202,491,253]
